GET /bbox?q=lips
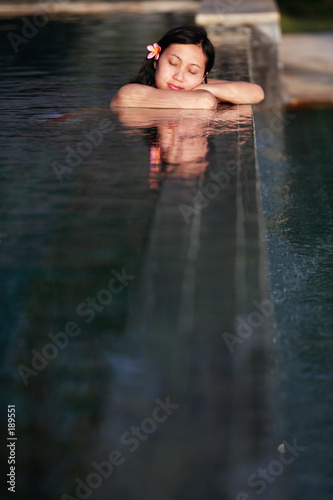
[167,83,183,90]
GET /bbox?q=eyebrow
[168,54,202,69]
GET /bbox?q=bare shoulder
[111,84,148,108]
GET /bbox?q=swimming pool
[3,9,332,500]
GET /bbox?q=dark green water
[0,13,272,500]
[255,109,333,499]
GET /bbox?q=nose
[173,68,184,82]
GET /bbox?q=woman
[111,25,264,109]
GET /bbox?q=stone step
[196,0,280,26]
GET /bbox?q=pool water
[255,108,333,500]
[0,13,274,500]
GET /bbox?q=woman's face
[154,43,207,91]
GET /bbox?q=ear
[154,60,157,70]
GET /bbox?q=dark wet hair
[131,25,215,86]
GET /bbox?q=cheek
[154,63,168,87]
[186,74,205,90]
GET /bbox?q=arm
[110,83,217,110]
[112,107,215,129]
[195,79,265,105]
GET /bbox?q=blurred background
[277,0,333,32]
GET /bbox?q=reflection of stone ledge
[196,0,280,26]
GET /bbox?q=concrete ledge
[121,27,282,500]
[196,0,280,26]
[0,1,199,17]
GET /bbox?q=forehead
[163,43,206,67]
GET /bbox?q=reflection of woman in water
[114,105,251,189]
[146,111,211,188]
[111,25,264,109]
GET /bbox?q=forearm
[111,84,217,110]
[195,80,264,105]
[112,107,215,128]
